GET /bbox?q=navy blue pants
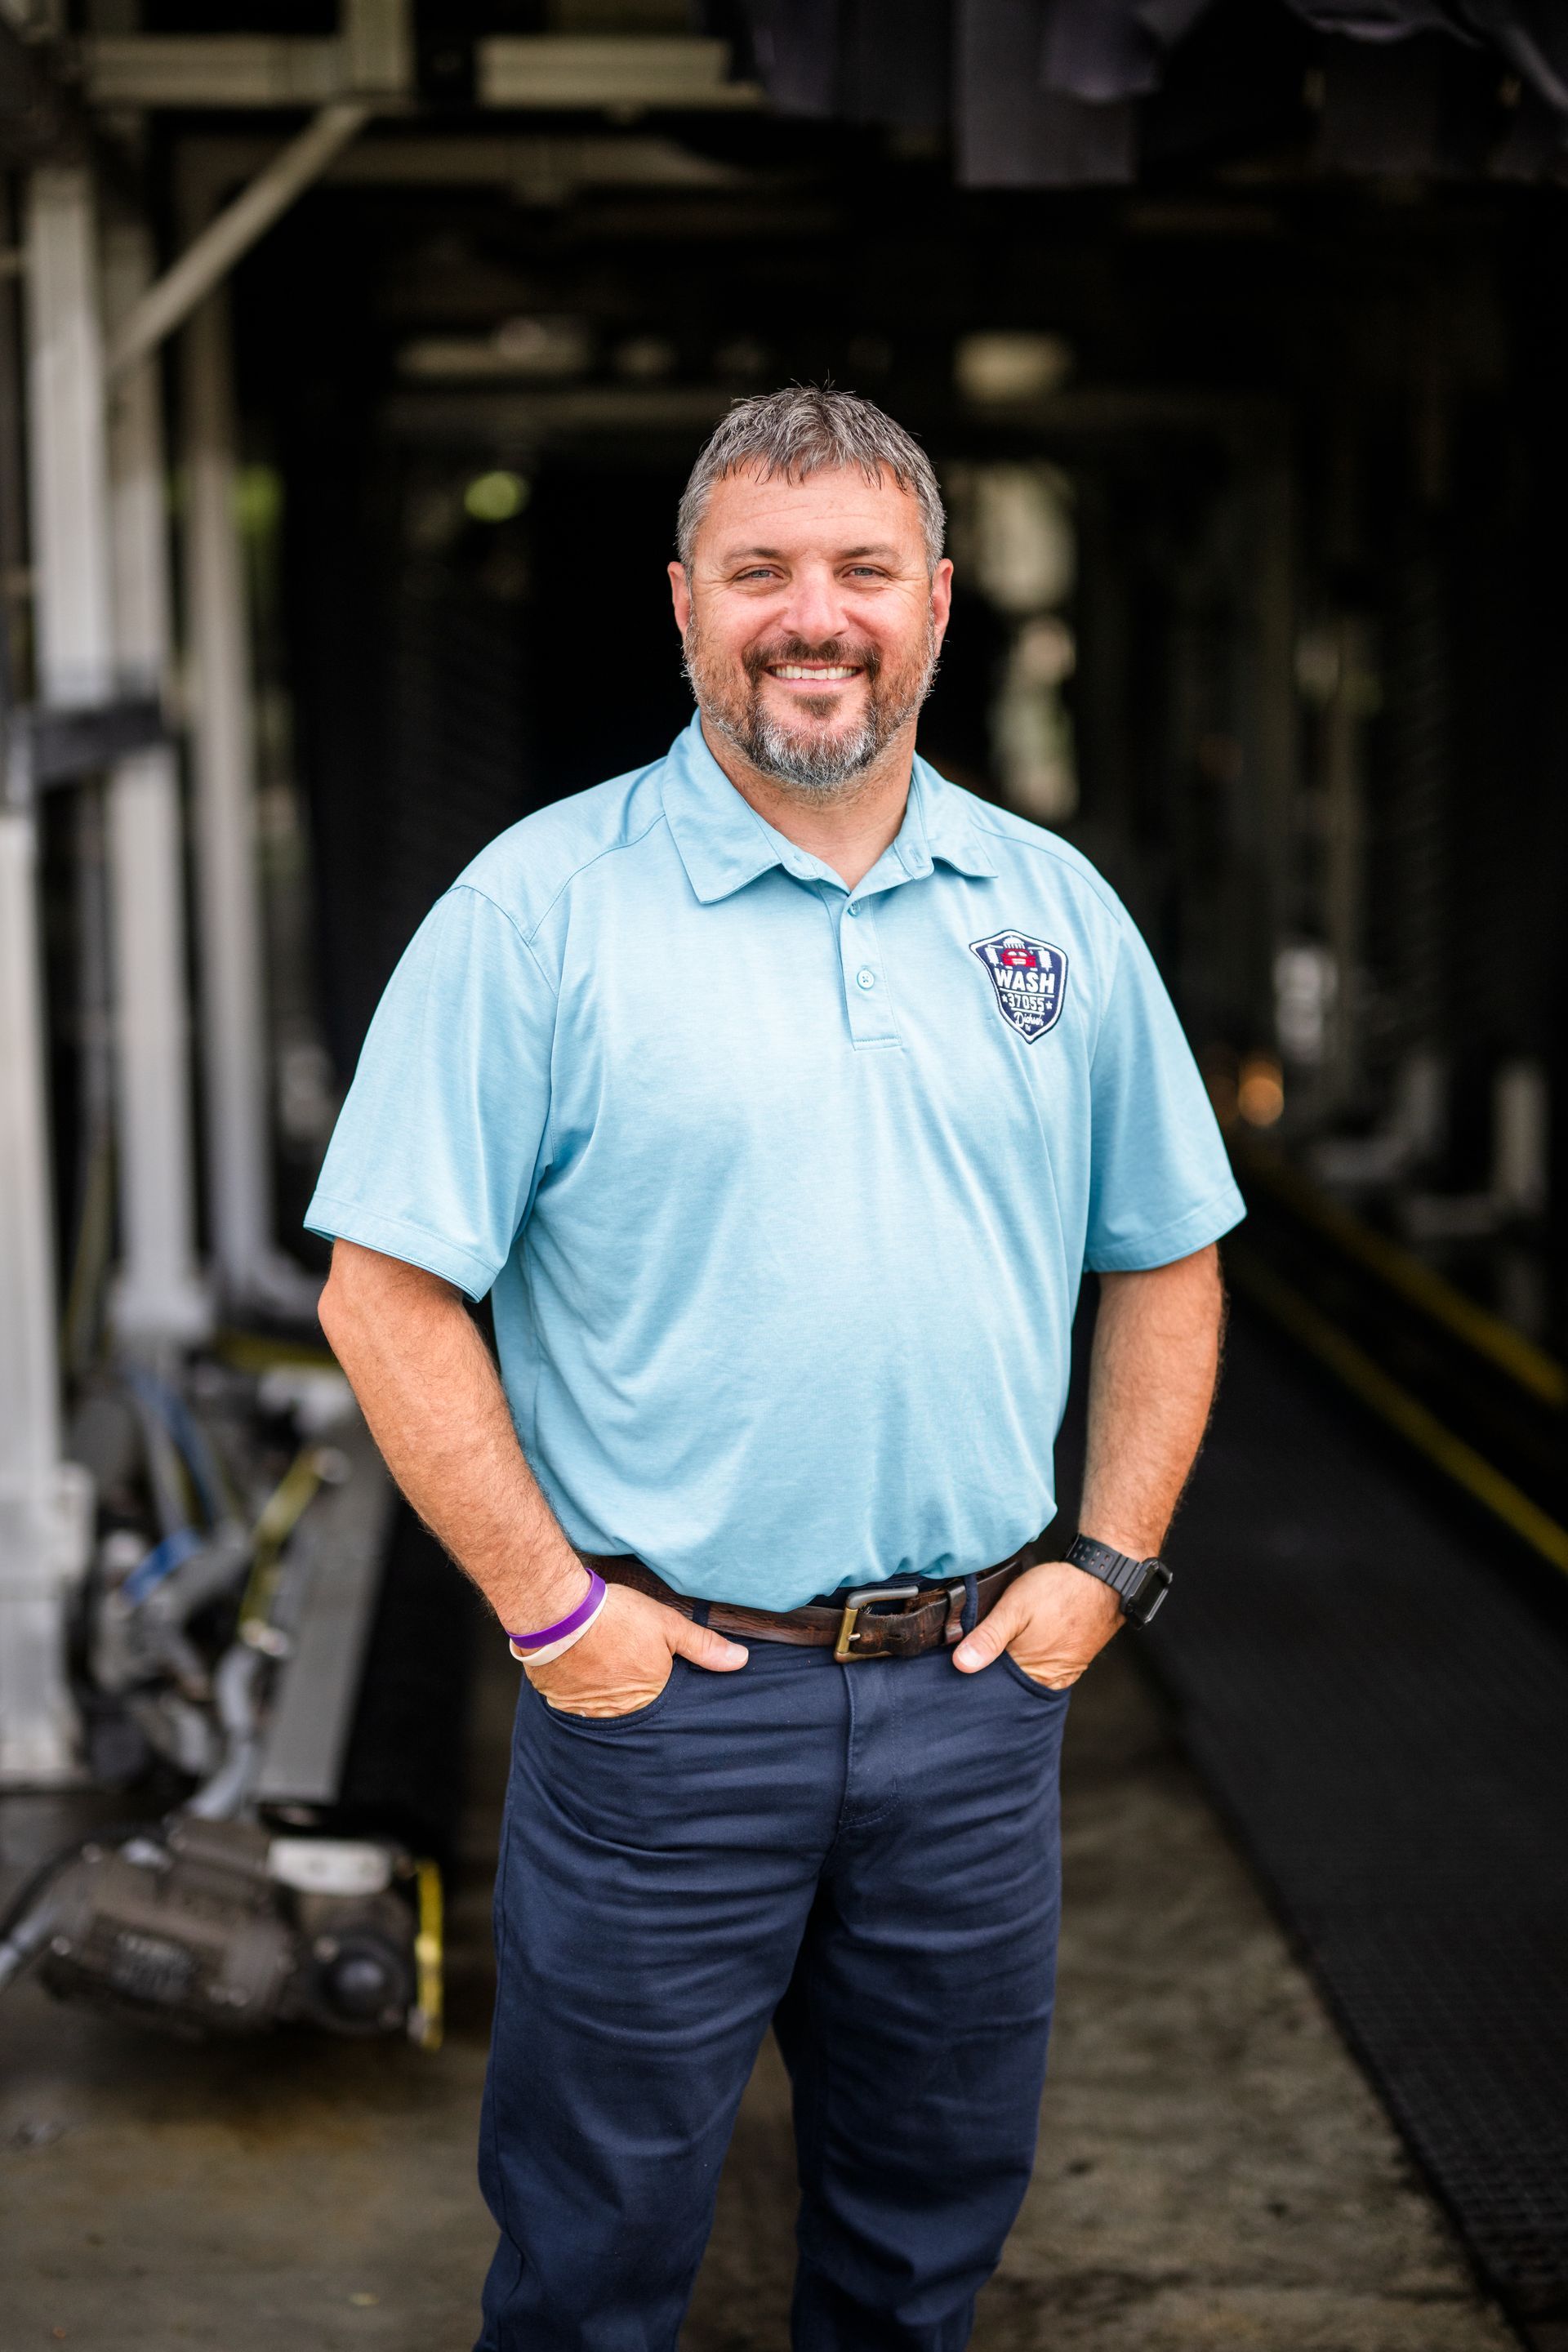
[476,1635,1068,2352]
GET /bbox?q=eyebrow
[723,542,903,563]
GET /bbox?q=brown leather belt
[581,1548,1033,1663]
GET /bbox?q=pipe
[185,1643,267,1820]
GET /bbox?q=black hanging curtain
[699,0,1568,185]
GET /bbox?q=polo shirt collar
[907,756,1000,881]
[662,715,791,903]
[662,712,998,905]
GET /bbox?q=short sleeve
[1083,912,1245,1272]
[305,886,556,1298]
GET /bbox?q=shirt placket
[835,885,901,1051]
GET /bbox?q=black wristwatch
[1064,1534,1174,1628]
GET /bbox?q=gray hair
[676,385,946,572]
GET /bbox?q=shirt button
[847,902,860,917]
[856,968,876,991]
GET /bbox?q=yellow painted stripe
[413,1860,444,2053]
[1231,1250,1568,1579]
[216,1327,337,1373]
[1232,1141,1568,1410]
[237,1446,327,1641]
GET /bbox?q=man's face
[670,464,953,800]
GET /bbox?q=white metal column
[104,220,211,1348]
[0,818,91,1784]
[28,168,114,704]
[0,167,107,1784]
[182,283,313,1314]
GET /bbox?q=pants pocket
[1000,1650,1075,1703]
[524,1651,686,1733]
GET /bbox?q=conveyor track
[1149,1311,1568,2350]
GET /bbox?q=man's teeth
[771,664,858,680]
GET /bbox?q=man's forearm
[951,1252,1223,1686]
[1078,1246,1225,1558]
[318,1241,586,1632]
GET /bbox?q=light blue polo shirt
[307,713,1242,1609]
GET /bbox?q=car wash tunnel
[2,5,1567,2349]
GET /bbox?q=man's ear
[929,556,954,653]
[668,560,693,635]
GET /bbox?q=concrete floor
[1,1639,1515,2352]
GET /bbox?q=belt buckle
[833,1581,923,1662]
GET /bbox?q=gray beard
[725,700,882,798]
[684,618,938,804]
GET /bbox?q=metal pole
[104,217,211,1348]
[181,277,316,1315]
[0,165,107,1786]
[0,808,92,1785]
[182,282,269,1305]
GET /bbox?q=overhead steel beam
[106,101,368,381]
[477,37,755,109]
[83,36,344,111]
[80,32,757,113]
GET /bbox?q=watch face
[1127,1561,1172,1626]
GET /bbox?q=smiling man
[309,387,1243,2352]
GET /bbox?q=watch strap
[1064,1533,1174,1626]
[1064,1533,1149,1600]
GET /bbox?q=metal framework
[109,105,370,381]
[0,2,760,1780]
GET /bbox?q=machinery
[2,1816,433,2042]
[0,1354,443,2047]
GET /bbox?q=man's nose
[777,565,852,647]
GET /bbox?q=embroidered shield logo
[970,931,1069,1044]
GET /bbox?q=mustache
[741,636,883,686]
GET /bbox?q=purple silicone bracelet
[505,1569,606,1654]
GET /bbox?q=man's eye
[846,567,887,580]
[735,567,778,582]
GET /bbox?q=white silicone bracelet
[510,1588,608,1668]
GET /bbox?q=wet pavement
[1,1637,1513,2352]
